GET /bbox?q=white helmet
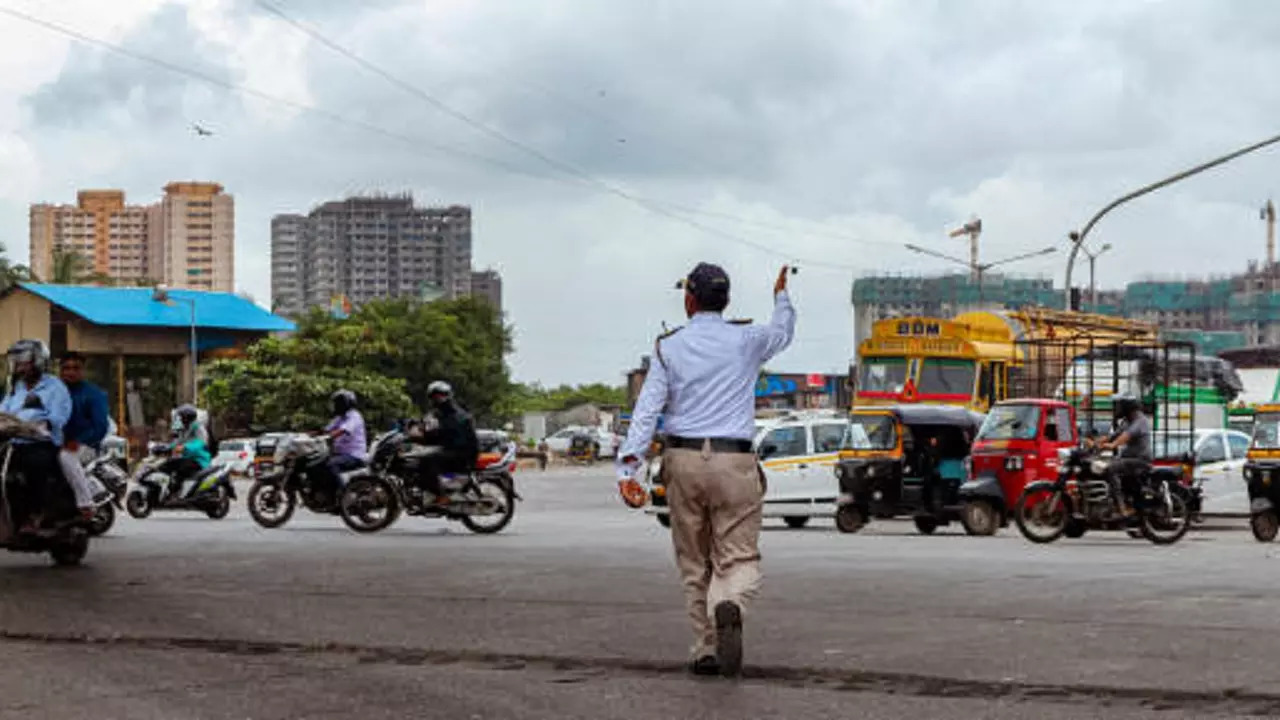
[427,380,453,397]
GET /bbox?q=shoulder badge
[654,326,682,368]
[658,326,683,340]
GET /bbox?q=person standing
[57,351,109,518]
[617,263,796,678]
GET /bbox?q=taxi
[644,410,847,529]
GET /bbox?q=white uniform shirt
[620,291,796,460]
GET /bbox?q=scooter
[0,413,91,566]
[84,447,128,537]
[125,442,235,520]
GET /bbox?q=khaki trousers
[663,443,764,658]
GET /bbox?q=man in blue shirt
[0,340,74,532]
[57,351,109,517]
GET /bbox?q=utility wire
[252,0,863,271]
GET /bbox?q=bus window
[858,358,909,394]
[918,358,976,396]
[978,364,994,405]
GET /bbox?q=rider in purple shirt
[322,390,367,491]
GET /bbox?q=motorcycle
[125,442,235,520]
[339,429,519,535]
[83,446,128,537]
[1014,446,1192,546]
[247,434,370,528]
[0,413,91,565]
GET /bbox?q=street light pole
[1078,242,1113,311]
[152,285,199,405]
[1064,131,1280,309]
[904,244,1056,309]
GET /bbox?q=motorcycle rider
[412,381,479,503]
[57,351,108,519]
[320,389,367,492]
[163,404,211,499]
[0,340,73,533]
[1095,394,1152,516]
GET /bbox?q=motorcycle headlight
[1090,459,1109,476]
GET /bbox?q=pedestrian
[617,262,796,678]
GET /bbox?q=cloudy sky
[2,0,1279,385]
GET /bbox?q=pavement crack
[1,629,1276,715]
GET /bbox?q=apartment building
[29,190,149,284]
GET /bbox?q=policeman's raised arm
[618,352,669,462]
[747,266,796,362]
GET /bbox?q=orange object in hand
[618,478,647,509]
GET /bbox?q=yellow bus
[855,309,1156,412]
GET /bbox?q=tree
[205,295,514,430]
[40,248,113,285]
[0,241,31,292]
[508,383,627,415]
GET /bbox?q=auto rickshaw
[960,399,1078,536]
[835,405,983,535]
[1245,404,1280,542]
[567,431,599,464]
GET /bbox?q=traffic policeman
[618,262,796,678]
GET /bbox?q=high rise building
[149,182,235,293]
[470,269,503,313]
[29,190,150,284]
[270,195,473,316]
[29,182,235,292]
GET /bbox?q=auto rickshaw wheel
[835,506,865,534]
[1251,511,1279,543]
[960,501,999,537]
[913,516,939,535]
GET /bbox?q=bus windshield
[845,414,898,450]
[918,358,976,396]
[1253,413,1280,450]
[976,404,1041,441]
[858,358,909,394]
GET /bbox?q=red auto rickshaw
[958,399,1078,536]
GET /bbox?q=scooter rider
[0,340,73,533]
[1095,394,1152,516]
[57,351,108,519]
[320,389,367,492]
[165,404,211,499]
[412,381,480,502]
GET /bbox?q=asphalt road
[0,466,1278,719]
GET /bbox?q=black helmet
[176,403,198,425]
[1114,393,1140,418]
[331,389,357,415]
[6,339,49,376]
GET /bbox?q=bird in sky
[192,123,214,137]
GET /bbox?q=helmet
[331,389,357,415]
[176,403,198,425]
[1114,393,1140,418]
[427,380,453,398]
[6,339,49,376]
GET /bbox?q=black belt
[666,436,754,454]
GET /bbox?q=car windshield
[858,358,909,394]
[976,404,1041,441]
[845,414,897,450]
[1253,414,1280,450]
[918,359,976,396]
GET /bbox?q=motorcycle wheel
[125,490,152,519]
[1139,485,1191,546]
[205,487,232,520]
[50,532,89,567]
[461,477,516,535]
[835,505,865,534]
[88,503,116,537]
[339,476,400,534]
[1064,519,1088,539]
[960,501,999,537]
[247,481,296,529]
[1251,511,1279,543]
[1013,486,1067,544]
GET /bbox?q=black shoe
[714,601,743,678]
[689,654,720,676]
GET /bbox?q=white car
[213,438,256,476]
[544,426,619,458]
[1155,428,1252,515]
[644,411,847,529]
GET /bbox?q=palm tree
[36,248,114,286]
[0,241,31,292]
